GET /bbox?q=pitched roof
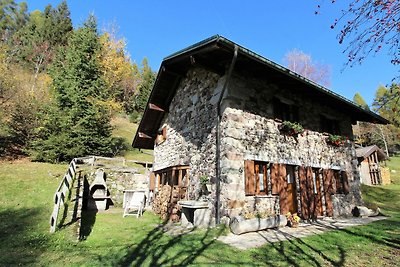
[356,145,388,161]
[133,35,389,149]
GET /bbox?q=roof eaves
[214,36,389,124]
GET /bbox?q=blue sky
[23,0,398,106]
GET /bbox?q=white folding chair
[123,190,146,218]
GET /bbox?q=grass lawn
[0,158,399,266]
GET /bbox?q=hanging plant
[327,134,348,146]
[279,121,304,136]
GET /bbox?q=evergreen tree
[13,1,72,72]
[135,58,156,113]
[0,0,28,41]
[32,15,114,162]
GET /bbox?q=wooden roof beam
[138,132,153,139]
[149,103,165,112]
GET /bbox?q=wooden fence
[49,156,152,233]
[49,159,78,233]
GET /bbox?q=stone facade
[153,66,363,224]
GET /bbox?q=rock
[229,215,287,235]
[352,206,380,217]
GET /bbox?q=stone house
[132,35,387,226]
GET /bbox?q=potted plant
[286,212,301,228]
[279,121,304,136]
[327,134,348,146]
[199,175,211,194]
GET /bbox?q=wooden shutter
[314,170,323,216]
[278,164,289,214]
[245,160,255,195]
[298,166,309,219]
[306,167,316,219]
[149,172,156,190]
[323,169,334,216]
[271,163,280,194]
[341,171,350,195]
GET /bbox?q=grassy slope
[0,157,399,266]
[111,114,153,162]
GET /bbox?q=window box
[279,121,304,136]
[327,134,348,147]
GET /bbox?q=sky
[22,0,398,106]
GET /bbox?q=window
[333,170,349,194]
[245,160,270,196]
[273,98,299,122]
[320,115,340,135]
[286,165,295,184]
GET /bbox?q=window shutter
[341,171,350,195]
[244,160,255,195]
[323,169,334,216]
[271,163,280,194]
[306,167,316,218]
[278,164,289,214]
[298,166,308,219]
[149,172,156,190]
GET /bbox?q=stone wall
[152,66,364,223]
[218,72,362,218]
[86,168,148,207]
[153,68,223,210]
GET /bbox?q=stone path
[218,216,387,250]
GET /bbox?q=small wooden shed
[356,145,389,185]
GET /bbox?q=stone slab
[218,216,387,250]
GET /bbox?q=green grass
[0,158,399,266]
[386,156,400,184]
[111,114,153,162]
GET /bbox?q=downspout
[215,45,238,224]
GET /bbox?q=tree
[373,84,400,126]
[326,0,399,74]
[99,31,140,113]
[353,92,369,109]
[12,1,72,74]
[32,15,115,162]
[0,0,28,41]
[284,49,331,87]
[134,58,156,113]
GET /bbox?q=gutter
[215,44,238,225]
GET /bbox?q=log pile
[153,185,187,222]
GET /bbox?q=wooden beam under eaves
[149,103,165,112]
[138,132,152,139]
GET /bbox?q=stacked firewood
[153,185,187,222]
[153,185,172,220]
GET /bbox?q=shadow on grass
[79,210,97,240]
[96,218,235,267]
[0,208,49,266]
[252,217,399,267]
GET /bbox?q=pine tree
[32,15,114,162]
[135,58,156,113]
